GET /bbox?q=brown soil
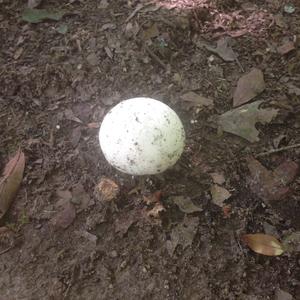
[0,0,299,299]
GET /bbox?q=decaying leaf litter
[0,0,300,299]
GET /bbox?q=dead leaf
[94,177,119,202]
[210,172,225,185]
[98,0,109,9]
[247,157,298,203]
[50,201,76,229]
[286,83,300,96]
[205,37,237,62]
[180,92,214,109]
[274,14,286,28]
[0,149,25,219]
[218,100,278,142]
[28,0,42,8]
[56,190,72,201]
[171,196,202,214]
[210,184,231,207]
[166,216,199,256]
[147,202,166,218]
[75,230,98,246]
[282,231,300,253]
[233,68,265,107]
[14,48,23,60]
[143,191,162,205]
[274,289,293,300]
[242,233,284,256]
[64,109,83,124]
[273,161,299,185]
[277,41,295,55]
[143,23,159,40]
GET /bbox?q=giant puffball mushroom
[99,97,185,176]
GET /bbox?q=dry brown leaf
[180,92,214,109]
[28,0,42,8]
[233,68,265,107]
[0,149,25,219]
[274,14,286,28]
[205,37,237,62]
[274,289,293,300]
[242,233,284,256]
[64,109,83,124]
[210,184,231,207]
[218,100,278,142]
[171,196,202,214]
[277,41,295,55]
[247,158,298,203]
[142,23,159,40]
[166,216,199,256]
[210,172,225,185]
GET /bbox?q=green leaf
[218,100,278,143]
[22,8,65,23]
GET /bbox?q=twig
[255,143,300,157]
[0,246,14,256]
[125,3,152,23]
[144,44,168,70]
[235,57,244,72]
[63,264,78,299]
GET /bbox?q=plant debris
[0,149,25,219]
[242,233,284,256]
[205,37,237,62]
[22,8,66,23]
[94,177,119,202]
[210,184,231,207]
[171,196,202,214]
[247,157,299,203]
[218,101,278,142]
[233,68,265,107]
[166,216,199,256]
[180,92,214,110]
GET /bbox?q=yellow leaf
[242,233,284,256]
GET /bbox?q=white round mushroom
[99,97,185,175]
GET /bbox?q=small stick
[125,3,152,23]
[0,246,14,256]
[255,143,300,157]
[144,44,168,70]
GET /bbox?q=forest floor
[0,0,299,299]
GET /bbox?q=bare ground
[0,0,300,299]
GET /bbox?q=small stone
[283,4,295,14]
[110,250,118,258]
[86,52,99,66]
